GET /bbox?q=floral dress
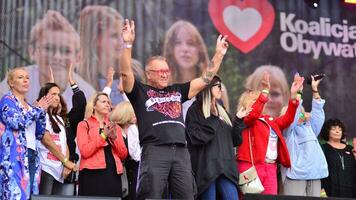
[0,91,46,200]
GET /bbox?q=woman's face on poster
[31,30,78,89]
[97,20,123,73]
[263,79,285,117]
[173,27,200,70]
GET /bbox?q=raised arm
[310,75,325,135]
[275,74,304,130]
[120,19,136,93]
[188,35,229,99]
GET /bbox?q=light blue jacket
[281,99,328,180]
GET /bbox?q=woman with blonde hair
[78,5,125,105]
[0,67,54,199]
[185,75,247,199]
[77,92,127,197]
[236,72,303,195]
[111,101,141,199]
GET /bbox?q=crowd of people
[0,5,356,200]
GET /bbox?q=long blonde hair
[78,5,123,90]
[110,101,135,126]
[84,92,110,119]
[197,76,232,126]
[237,90,261,111]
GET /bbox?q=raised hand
[49,65,55,83]
[105,67,115,88]
[236,107,252,119]
[290,73,304,98]
[311,75,322,91]
[122,19,135,44]
[215,35,229,56]
[260,71,270,91]
[67,63,75,85]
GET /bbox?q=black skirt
[78,143,122,197]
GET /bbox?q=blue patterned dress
[0,91,46,200]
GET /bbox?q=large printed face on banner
[29,30,78,90]
[1,0,355,137]
[173,28,200,71]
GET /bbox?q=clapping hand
[34,95,56,111]
[236,107,252,119]
[104,122,118,141]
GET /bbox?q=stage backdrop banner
[1,0,355,137]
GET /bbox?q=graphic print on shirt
[47,133,62,161]
[145,89,182,118]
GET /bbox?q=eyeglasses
[147,69,171,76]
[212,83,222,90]
[36,45,76,57]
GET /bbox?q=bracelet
[70,83,78,89]
[261,89,269,94]
[296,93,302,98]
[62,158,68,165]
[312,90,318,93]
[123,43,132,49]
[201,76,210,85]
[100,132,107,140]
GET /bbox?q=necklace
[331,145,345,170]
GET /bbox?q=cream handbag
[238,129,264,194]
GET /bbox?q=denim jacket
[281,99,328,181]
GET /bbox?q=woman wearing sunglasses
[185,75,248,199]
[280,74,328,197]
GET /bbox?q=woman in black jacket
[185,76,248,199]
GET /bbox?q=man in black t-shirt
[120,19,229,199]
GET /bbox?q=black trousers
[136,144,196,200]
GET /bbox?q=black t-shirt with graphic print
[126,79,190,146]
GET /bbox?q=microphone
[306,74,325,85]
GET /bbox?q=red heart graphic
[209,0,275,53]
[146,89,182,119]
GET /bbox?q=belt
[265,158,276,164]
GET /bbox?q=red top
[237,94,298,168]
[77,116,128,174]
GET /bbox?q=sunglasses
[212,83,222,89]
[147,69,171,76]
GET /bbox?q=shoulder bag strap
[248,128,254,166]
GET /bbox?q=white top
[24,106,36,150]
[127,124,141,162]
[37,114,67,182]
[265,128,278,161]
[0,64,96,110]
